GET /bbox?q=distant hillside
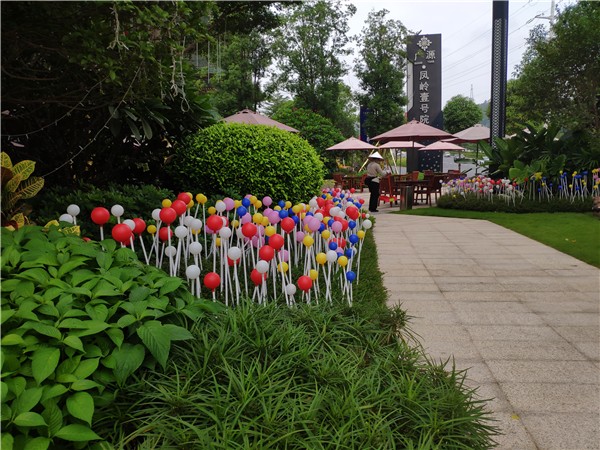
[478,100,490,127]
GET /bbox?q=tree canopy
[442,95,482,134]
[354,9,408,139]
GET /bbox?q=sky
[344,0,574,107]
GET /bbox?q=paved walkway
[371,211,599,449]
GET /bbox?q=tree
[354,9,408,138]
[513,2,600,132]
[442,95,482,134]
[272,0,356,131]
[271,101,345,176]
[1,1,218,186]
[210,31,273,116]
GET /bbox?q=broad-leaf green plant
[1,225,222,448]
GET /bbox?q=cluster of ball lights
[78,188,373,307]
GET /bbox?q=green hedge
[437,193,593,213]
[167,123,325,202]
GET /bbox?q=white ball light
[111,204,124,217]
[314,212,324,221]
[308,198,318,208]
[326,250,338,263]
[185,264,201,279]
[151,208,161,221]
[228,246,242,261]
[215,200,226,213]
[123,219,135,230]
[183,215,195,226]
[66,204,80,216]
[285,283,297,295]
[219,227,232,239]
[256,260,269,274]
[329,206,341,217]
[191,219,203,231]
[189,242,203,255]
[58,213,74,223]
[362,219,372,230]
[164,245,177,257]
[175,225,188,239]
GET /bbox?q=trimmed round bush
[168,123,325,201]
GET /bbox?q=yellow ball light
[252,213,263,224]
[316,252,327,265]
[187,200,194,209]
[231,219,240,228]
[277,262,289,273]
[261,216,270,227]
[196,194,207,204]
[357,230,365,239]
[292,205,301,214]
[255,200,263,209]
[309,269,319,281]
[321,229,331,239]
[208,206,217,215]
[162,199,172,208]
[215,237,221,247]
[274,205,281,211]
[147,225,157,235]
[234,200,241,208]
[265,225,276,237]
[303,235,314,247]
[250,195,258,204]
[338,256,348,267]
[285,201,292,209]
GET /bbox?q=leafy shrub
[1,226,222,449]
[437,192,593,213]
[30,183,174,239]
[102,303,497,449]
[1,152,45,229]
[167,123,325,201]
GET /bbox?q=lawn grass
[398,208,600,268]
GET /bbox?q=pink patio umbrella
[326,136,378,151]
[372,120,454,172]
[223,109,299,133]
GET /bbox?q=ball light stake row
[86,187,371,307]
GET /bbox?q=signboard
[407,34,443,172]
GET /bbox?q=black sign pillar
[490,1,509,146]
[407,34,442,172]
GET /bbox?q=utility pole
[490,0,509,146]
[535,0,556,38]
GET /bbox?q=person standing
[364,151,385,213]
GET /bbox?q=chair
[332,173,348,190]
[378,174,393,207]
[413,175,437,206]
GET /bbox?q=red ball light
[297,275,312,292]
[203,272,221,292]
[159,207,177,225]
[346,206,359,220]
[280,217,295,233]
[132,218,146,235]
[250,269,267,286]
[159,226,173,241]
[177,192,192,205]
[171,199,187,216]
[241,222,257,238]
[269,233,284,250]
[258,245,275,261]
[111,223,133,244]
[206,215,224,232]
[91,207,110,226]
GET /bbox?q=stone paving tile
[442,291,520,302]
[415,339,482,361]
[552,325,600,342]
[394,299,454,312]
[572,342,600,361]
[409,323,472,342]
[451,300,530,313]
[466,325,566,342]
[407,311,460,325]
[540,312,600,326]
[524,300,599,313]
[382,276,436,284]
[489,412,537,449]
[486,360,599,384]
[386,291,447,302]
[520,413,600,450]
[475,340,589,361]
[455,311,544,326]
[471,381,512,413]
[500,382,600,413]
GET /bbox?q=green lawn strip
[398,208,600,268]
